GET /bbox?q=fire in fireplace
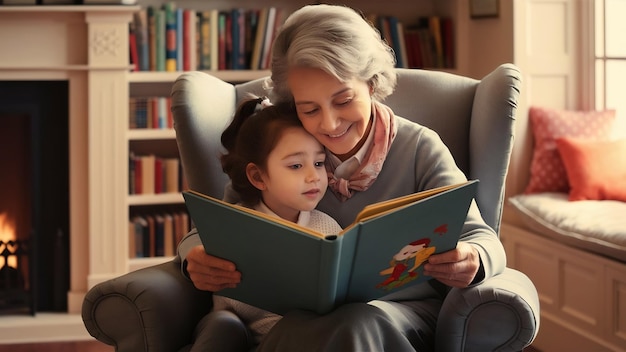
[0,213,34,315]
[0,80,69,314]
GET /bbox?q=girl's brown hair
[220,97,302,206]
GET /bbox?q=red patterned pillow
[524,106,616,194]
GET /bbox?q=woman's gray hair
[267,4,397,103]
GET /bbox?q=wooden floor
[0,340,113,352]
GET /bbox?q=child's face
[259,127,328,222]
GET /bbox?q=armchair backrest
[171,64,521,234]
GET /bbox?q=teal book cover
[183,180,478,315]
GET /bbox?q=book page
[351,182,468,224]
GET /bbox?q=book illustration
[184,180,478,314]
[376,236,436,290]
[377,223,449,289]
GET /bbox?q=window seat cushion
[508,193,626,262]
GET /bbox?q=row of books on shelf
[130,2,284,72]
[371,14,455,69]
[129,2,455,72]
[129,154,186,195]
[129,210,190,258]
[129,96,173,129]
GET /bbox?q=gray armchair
[82,64,540,351]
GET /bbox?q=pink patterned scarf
[327,101,397,201]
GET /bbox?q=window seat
[508,193,626,263]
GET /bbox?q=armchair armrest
[436,268,540,352]
[82,260,212,352]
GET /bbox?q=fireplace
[0,81,70,314]
[0,5,138,343]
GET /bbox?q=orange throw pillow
[556,137,626,201]
[525,107,616,194]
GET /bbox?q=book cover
[184,180,478,315]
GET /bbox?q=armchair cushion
[437,268,539,352]
[82,260,212,352]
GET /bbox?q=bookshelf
[125,0,470,271]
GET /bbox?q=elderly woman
[177,4,505,351]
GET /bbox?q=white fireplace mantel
[0,5,138,343]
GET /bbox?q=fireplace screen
[0,235,35,315]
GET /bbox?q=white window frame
[592,0,626,130]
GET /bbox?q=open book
[183,180,478,315]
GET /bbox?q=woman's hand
[422,242,480,288]
[185,245,241,292]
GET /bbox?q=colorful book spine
[129,20,139,71]
[176,8,184,71]
[218,11,228,70]
[156,8,166,71]
[147,6,157,71]
[183,9,197,71]
[259,7,277,70]
[250,7,268,70]
[244,9,259,69]
[164,2,178,72]
[230,8,246,70]
[429,16,444,68]
[198,11,211,70]
[134,9,150,71]
[209,9,219,70]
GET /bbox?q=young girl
[204,96,342,349]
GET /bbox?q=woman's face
[287,67,372,157]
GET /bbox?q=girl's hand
[185,245,241,292]
[423,242,480,288]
